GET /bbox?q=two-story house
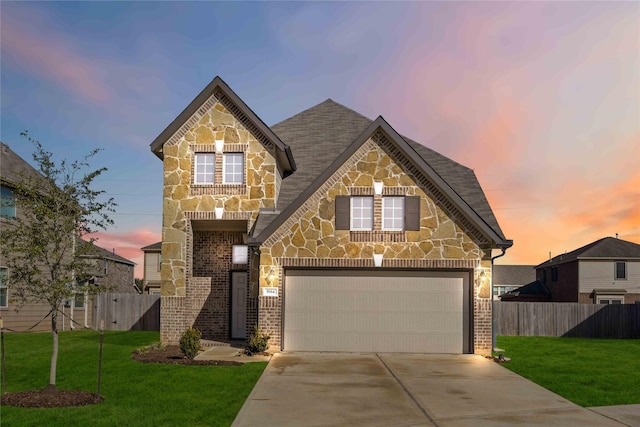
[535,237,640,304]
[0,142,136,332]
[141,242,162,295]
[150,77,512,354]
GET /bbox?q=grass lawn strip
[496,336,640,407]
[0,330,267,427]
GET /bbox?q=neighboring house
[492,265,536,300]
[503,237,640,304]
[0,142,136,332]
[78,239,137,294]
[141,241,162,295]
[150,76,512,354]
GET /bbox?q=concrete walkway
[233,353,637,426]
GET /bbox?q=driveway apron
[232,353,626,427]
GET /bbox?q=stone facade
[160,96,279,343]
[257,137,494,354]
[158,89,498,354]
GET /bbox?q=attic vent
[214,90,275,150]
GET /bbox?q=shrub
[246,325,271,355]
[179,326,202,359]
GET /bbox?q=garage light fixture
[373,253,384,267]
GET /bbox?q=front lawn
[496,336,640,407]
[0,330,267,426]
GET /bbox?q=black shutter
[335,196,350,230]
[405,196,420,231]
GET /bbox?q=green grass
[0,330,267,426]
[496,336,640,407]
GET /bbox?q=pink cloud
[2,8,110,104]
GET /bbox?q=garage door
[283,270,470,353]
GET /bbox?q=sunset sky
[1,2,638,278]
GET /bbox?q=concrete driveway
[232,353,630,426]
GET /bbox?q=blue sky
[1,1,638,276]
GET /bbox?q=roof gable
[252,113,511,247]
[150,76,295,174]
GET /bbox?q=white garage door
[283,270,470,353]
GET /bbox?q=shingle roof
[500,280,551,300]
[536,237,640,268]
[0,142,43,185]
[252,99,508,245]
[141,241,162,251]
[79,238,136,266]
[493,265,536,286]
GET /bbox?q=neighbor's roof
[141,241,162,251]
[251,99,510,247]
[79,238,136,266]
[500,280,551,300]
[536,237,640,268]
[493,265,536,286]
[0,142,43,185]
[150,76,295,173]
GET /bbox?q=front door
[230,271,248,339]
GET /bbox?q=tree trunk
[48,307,59,391]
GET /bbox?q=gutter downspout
[491,247,509,352]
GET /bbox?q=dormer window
[195,153,215,184]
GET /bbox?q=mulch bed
[1,345,242,408]
[2,388,103,408]
[131,344,243,366]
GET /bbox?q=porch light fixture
[214,207,224,219]
[373,253,384,267]
[215,138,224,153]
[373,181,384,195]
[267,268,276,285]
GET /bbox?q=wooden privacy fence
[93,293,160,331]
[494,302,640,338]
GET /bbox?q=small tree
[0,132,116,392]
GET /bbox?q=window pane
[194,154,215,184]
[383,197,405,230]
[224,153,244,184]
[74,293,85,308]
[0,185,16,219]
[350,197,373,230]
[615,262,626,279]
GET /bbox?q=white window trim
[194,153,215,184]
[614,261,627,280]
[382,197,405,231]
[74,292,86,309]
[222,153,244,184]
[596,296,624,304]
[350,197,373,231]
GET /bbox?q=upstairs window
[615,261,626,280]
[382,197,405,231]
[223,153,244,184]
[194,153,215,184]
[0,185,16,219]
[350,197,373,230]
